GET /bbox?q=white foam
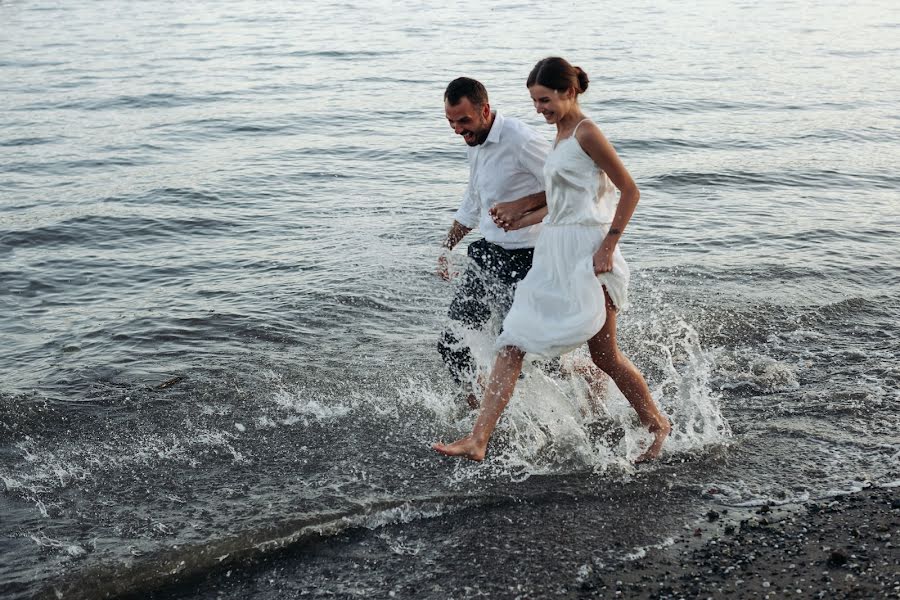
[271,387,351,423]
[375,531,424,556]
[703,479,814,507]
[426,318,731,479]
[1,420,253,520]
[623,536,675,561]
[29,533,89,559]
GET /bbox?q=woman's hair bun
[575,66,589,93]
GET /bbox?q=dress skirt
[495,224,629,359]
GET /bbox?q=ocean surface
[1,0,898,598]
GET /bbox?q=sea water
[1,0,898,597]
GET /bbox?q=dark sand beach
[601,486,899,599]
[82,482,896,600]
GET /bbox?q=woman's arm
[575,121,640,274]
[503,205,547,230]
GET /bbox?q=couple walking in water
[434,57,670,463]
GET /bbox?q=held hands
[489,202,526,231]
[490,192,547,231]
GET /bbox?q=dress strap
[572,118,591,137]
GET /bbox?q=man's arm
[489,129,550,230]
[443,220,472,251]
[437,220,472,280]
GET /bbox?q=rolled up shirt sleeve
[453,182,480,229]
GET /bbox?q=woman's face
[529,84,576,124]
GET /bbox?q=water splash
[426,316,731,479]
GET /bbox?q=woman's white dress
[496,120,630,358]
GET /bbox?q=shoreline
[111,478,899,599]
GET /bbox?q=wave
[1,213,238,250]
[286,49,401,59]
[15,92,233,113]
[0,137,58,147]
[617,125,900,153]
[602,97,769,114]
[34,495,472,600]
[3,156,150,175]
[121,187,225,207]
[793,126,899,144]
[148,116,301,142]
[643,168,900,190]
[615,137,768,152]
[151,108,426,142]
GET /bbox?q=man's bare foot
[579,364,608,417]
[433,436,487,461]
[635,417,672,463]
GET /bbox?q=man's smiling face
[445,97,492,146]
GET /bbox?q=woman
[433,57,670,463]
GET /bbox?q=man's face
[445,97,492,146]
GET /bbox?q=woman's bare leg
[433,346,525,461]
[588,291,670,462]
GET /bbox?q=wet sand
[588,485,899,599]
[110,478,898,599]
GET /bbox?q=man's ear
[481,102,491,119]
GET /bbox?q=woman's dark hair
[527,57,589,95]
[444,77,489,107]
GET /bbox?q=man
[437,77,549,408]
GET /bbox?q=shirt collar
[483,110,504,145]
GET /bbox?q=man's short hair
[444,77,489,107]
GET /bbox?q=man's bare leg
[588,291,670,462]
[434,346,525,461]
[576,358,609,417]
[463,372,488,410]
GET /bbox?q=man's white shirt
[453,111,549,250]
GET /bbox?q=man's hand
[438,221,471,280]
[437,252,458,281]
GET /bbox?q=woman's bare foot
[432,436,487,461]
[635,417,672,463]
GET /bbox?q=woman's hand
[593,245,615,275]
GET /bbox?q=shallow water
[1,0,899,597]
